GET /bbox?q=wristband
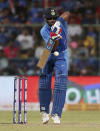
[46,38,55,51]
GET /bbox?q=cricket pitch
[0,111,100,131]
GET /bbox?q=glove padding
[50,21,62,41]
[51,21,61,34]
[50,31,62,41]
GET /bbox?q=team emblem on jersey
[51,10,55,16]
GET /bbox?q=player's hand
[50,21,62,41]
[50,31,62,41]
[51,21,61,34]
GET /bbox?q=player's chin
[51,22,55,25]
[48,22,55,26]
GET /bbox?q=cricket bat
[37,39,59,69]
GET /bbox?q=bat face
[37,48,50,69]
[37,38,55,69]
[37,39,60,69]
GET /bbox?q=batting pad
[51,75,67,117]
[39,74,52,113]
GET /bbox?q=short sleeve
[57,17,68,28]
[40,25,50,44]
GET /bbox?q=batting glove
[50,31,62,41]
[50,21,62,41]
[51,21,61,34]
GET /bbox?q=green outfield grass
[0,111,100,131]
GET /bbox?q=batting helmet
[44,7,59,19]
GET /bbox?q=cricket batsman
[38,7,70,124]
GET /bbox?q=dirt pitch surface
[0,111,100,131]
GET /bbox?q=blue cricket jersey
[40,17,68,53]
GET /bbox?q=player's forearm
[60,12,70,21]
[52,40,59,51]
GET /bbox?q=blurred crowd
[68,26,99,76]
[0,0,100,24]
[0,0,100,76]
